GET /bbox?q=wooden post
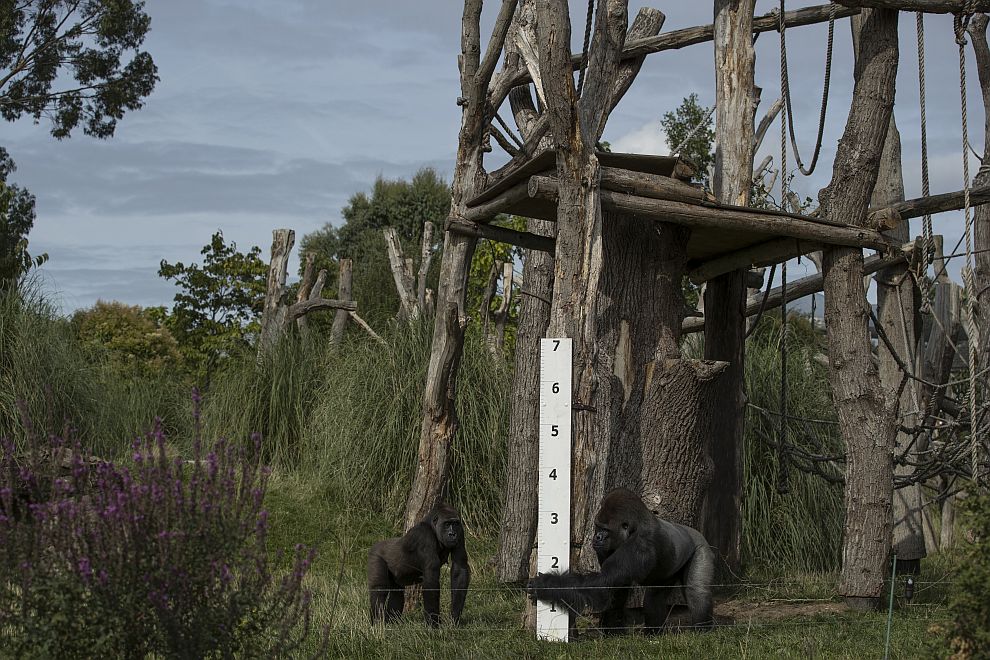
[700,0,757,577]
[418,221,436,310]
[296,252,316,335]
[258,228,295,353]
[493,261,514,350]
[870,111,926,571]
[330,258,353,347]
[819,7,899,609]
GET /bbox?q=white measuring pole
[536,338,572,642]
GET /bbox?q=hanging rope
[576,0,595,97]
[778,0,836,176]
[916,12,936,313]
[953,10,982,482]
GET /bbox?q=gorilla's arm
[449,545,470,623]
[421,559,443,627]
[527,531,658,613]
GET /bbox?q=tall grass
[0,284,189,456]
[742,315,845,572]
[204,318,512,532]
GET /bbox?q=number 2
[551,556,559,569]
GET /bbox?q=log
[296,253,316,334]
[462,179,534,223]
[330,258,353,347]
[683,245,913,333]
[877,183,990,221]
[446,217,555,253]
[835,0,990,12]
[285,298,356,322]
[600,166,713,205]
[528,176,900,251]
[349,311,386,345]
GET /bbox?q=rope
[671,103,716,158]
[777,0,836,176]
[745,263,777,339]
[954,11,982,482]
[577,0,595,97]
[917,12,936,315]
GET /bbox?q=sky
[2,1,979,312]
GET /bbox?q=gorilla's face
[591,517,634,561]
[434,514,463,549]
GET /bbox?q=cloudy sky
[2,1,977,312]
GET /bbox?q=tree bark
[968,14,990,474]
[404,0,518,530]
[258,228,295,354]
[871,113,926,568]
[699,0,756,576]
[819,7,899,609]
[330,258,353,347]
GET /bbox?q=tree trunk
[495,217,554,583]
[404,0,518,530]
[819,7,899,609]
[700,0,756,576]
[868,111,926,569]
[330,258,353,347]
[258,228,295,353]
[967,14,990,476]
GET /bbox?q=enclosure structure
[404,0,990,611]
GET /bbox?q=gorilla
[368,502,470,627]
[527,488,714,635]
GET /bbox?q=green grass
[262,473,951,659]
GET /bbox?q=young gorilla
[527,488,714,635]
[368,502,470,627]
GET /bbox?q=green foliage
[158,231,267,386]
[204,318,511,530]
[71,300,181,376]
[0,284,190,457]
[661,93,715,185]
[0,148,44,289]
[939,494,990,658]
[468,215,523,348]
[0,0,158,139]
[300,167,449,327]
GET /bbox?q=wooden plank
[528,176,899,251]
[447,217,554,252]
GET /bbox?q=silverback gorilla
[368,502,470,626]
[527,488,714,635]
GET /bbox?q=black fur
[367,503,470,627]
[527,488,714,635]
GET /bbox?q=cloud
[610,121,670,156]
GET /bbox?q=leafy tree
[71,300,180,376]
[0,148,43,288]
[0,0,158,139]
[300,167,449,326]
[158,231,267,386]
[661,93,714,186]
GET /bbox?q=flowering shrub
[0,398,320,657]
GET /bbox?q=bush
[0,404,321,658]
[941,493,990,658]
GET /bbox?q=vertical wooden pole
[330,258,353,347]
[258,228,295,353]
[702,0,757,576]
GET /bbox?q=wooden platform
[459,151,903,281]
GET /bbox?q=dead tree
[819,7,899,609]
[494,0,559,583]
[871,112,926,571]
[403,0,518,530]
[698,0,757,576]
[537,0,724,570]
[384,222,436,321]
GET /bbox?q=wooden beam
[528,176,899,252]
[462,179,532,223]
[877,183,990,220]
[683,244,913,333]
[688,237,822,283]
[600,166,714,205]
[835,0,990,13]
[286,297,356,322]
[503,4,859,91]
[446,217,555,253]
